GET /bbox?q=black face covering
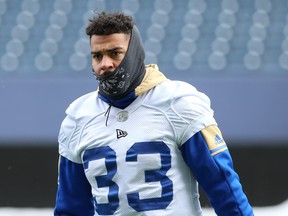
[93,26,145,99]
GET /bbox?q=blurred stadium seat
[1,0,288,75]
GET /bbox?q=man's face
[90,33,130,77]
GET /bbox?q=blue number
[126,141,173,211]
[83,142,173,215]
[83,146,119,215]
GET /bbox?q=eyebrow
[91,47,124,55]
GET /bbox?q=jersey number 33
[83,141,173,215]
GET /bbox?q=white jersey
[58,80,216,216]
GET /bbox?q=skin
[90,33,130,77]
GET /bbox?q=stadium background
[0,0,288,210]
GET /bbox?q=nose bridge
[101,54,113,68]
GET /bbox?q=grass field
[0,200,287,216]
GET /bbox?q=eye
[111,51,120,57]
[93,53,102,61]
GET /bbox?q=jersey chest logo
[116,129,128,139]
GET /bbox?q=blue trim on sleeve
[180,131,254,216]
[54,156,94,216]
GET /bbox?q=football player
[54,11,254,216]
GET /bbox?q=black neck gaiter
[95,26,145,99]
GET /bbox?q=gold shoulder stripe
[201,125,227,156]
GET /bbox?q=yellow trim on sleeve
[201,125,227,156]
[211,147,228,156]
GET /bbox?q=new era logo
[116,129,128,139]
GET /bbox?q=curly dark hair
[86,11,134,37]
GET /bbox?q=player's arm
[180,125,254,216]
[54,155,94,216]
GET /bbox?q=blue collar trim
[98,91,137,109]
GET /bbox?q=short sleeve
[168,82,217,145]
[58,114,82,164]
